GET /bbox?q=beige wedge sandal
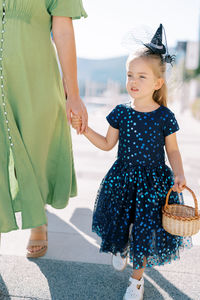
[26,224,48,258]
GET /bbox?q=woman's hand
[66,96,88,134]
[172,175,186,193]
[71,113,82,133]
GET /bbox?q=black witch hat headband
[144,24,175,66]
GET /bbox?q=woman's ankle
[32,224,47,229]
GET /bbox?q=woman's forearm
[167,150,184,176]
[52,17,79,99]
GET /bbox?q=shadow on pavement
[31,257,131,300]
[0,274,11,300]
[0,208,195,299]
[143,276,165,300]
[29,209,193,300]
[46,208,101,262]
[69,207,101,245]
[29,209,130,299]
[145,268,193,300]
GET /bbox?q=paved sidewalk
[0,102,200,300]
[0,246,200,300]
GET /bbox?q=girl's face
[126,57,163,101]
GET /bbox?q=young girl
[72,24,192,300]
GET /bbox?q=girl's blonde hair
[126,48,167,107]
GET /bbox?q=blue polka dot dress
[92,103,192,269]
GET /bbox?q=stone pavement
[0,102,200,300]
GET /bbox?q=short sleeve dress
[92,103,192,269]
[0,0,87,233]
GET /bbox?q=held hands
[71,113,83,134]
[172,175,186,193]
[66,96,88,134]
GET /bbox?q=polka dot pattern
[92,103,192,269]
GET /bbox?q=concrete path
[0,247,199,300]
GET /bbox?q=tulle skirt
[92,159,192,269]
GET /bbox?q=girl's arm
[84,126,119,151]
[52,16,88,133]
[72,116,119,151]
[165,133,186,192]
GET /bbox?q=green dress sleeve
[48,0,87,19]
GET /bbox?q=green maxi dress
[0,0,87,233]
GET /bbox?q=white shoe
[112,253,128,271]
[123,277,144,300]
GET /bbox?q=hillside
[77,56,127,85]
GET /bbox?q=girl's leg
[123,257,146,300]
[131,257,146,280]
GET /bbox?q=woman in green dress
[0,0,88,257]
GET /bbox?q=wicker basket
[162,186,200,237]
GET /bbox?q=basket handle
[164,185,199,216]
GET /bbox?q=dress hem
[0,225,19,233]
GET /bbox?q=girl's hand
[72,114,82,134]
[172,175,186,193]
[66,96,88,134]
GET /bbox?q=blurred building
[185,41,199,70]
[174,13,200,113]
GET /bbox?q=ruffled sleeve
[48,0,87,19]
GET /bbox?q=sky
[73,0,200,59]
